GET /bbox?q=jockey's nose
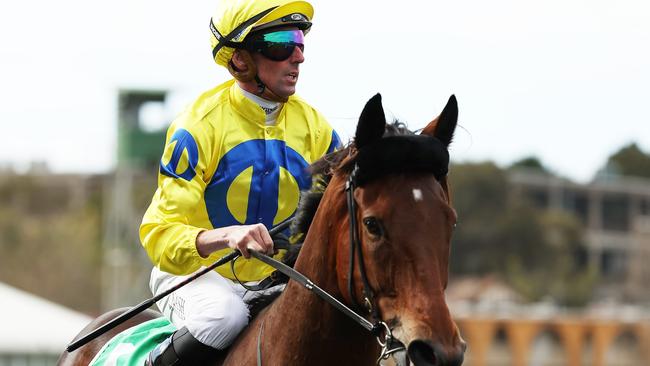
[407,339,465,366]
[290,44,304,63]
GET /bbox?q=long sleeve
[140,123,212,275]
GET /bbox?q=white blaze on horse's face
[412,188,423,202]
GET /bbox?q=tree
[449,162,509,274]
[604,143,650,179]
[509,156,550,174]
[504,209,596,306]
[449,161,595,306]
[0,174,103,314]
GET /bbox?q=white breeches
[150,267,277,350]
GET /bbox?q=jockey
[140,0,340,364]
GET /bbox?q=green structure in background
[117,89,168,169]
[103,89,169,311]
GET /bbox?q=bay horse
[58,94,465,366]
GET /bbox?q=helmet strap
[254,75,288,103]
[255,75,266,94]
[211,7,277,58]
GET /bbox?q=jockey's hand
[196,224,274,259]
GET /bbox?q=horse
[58,93,466,366]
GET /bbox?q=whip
[66,219,293,352]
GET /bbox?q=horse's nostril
[407,340,437,366]
[407,340,465,366]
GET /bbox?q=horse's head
[322,94,465,366]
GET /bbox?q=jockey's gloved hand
[196,223,274,259]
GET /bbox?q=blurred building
[0,282,91,365]
[509,169,650,303]
[454,315,650,366]
[447,277,650,366]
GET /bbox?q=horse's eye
[362,217,384,237]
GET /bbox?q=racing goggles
[245,29,305,61]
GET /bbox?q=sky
[1,0,649,183]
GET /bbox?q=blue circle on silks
[205,139,311,229]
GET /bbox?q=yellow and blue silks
[140,79,339,282]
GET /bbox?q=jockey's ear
[355,93,386,149]
[421,95,458,148]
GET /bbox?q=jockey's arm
[195,224,274,259]
[141,120,272,275]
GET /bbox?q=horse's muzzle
[407,339,466,366]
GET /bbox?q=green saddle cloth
[89,317,176,366]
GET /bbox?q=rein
[249,251,379,332]
[249,251,403,365]
[65,221,293,353]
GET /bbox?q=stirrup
[145,327,222,366]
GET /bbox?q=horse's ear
[421,95,458,147]
[355,93,386,149]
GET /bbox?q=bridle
[251,132,454,365]
[249,164,406,365]
[345,163,407,363]
[345,164,378,316]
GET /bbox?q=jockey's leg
[145,326,218,366]
[145,266,250,365]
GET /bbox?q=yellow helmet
[210,0,314,68]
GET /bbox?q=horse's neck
[257,191,377,364]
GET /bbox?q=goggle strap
[211,6,278,58]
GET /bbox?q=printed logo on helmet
[290,13,306,21]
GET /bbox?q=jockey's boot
[145,326,222,366]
